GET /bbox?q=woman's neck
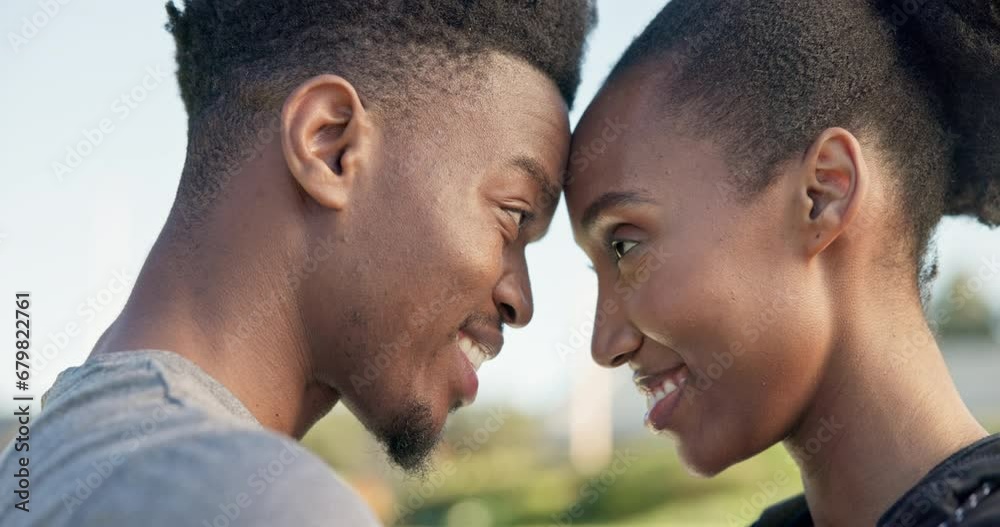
[785,297,988,526]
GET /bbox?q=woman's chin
[675,437,745,478]
[679,453,730,478]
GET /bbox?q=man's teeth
[458,336,489,372]
[645,379,679,410]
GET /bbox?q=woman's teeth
[458,336,489,372]
[646,378,679,410]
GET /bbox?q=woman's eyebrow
[580,190,657,232]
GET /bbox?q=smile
[457,334,491,372]
[634,364,690,431]
[455,329,503,407]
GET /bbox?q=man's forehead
[509,156,561,208]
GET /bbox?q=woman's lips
[635,364,690,432]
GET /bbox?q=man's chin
[377,400,442,475]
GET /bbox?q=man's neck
[785,296,987,526]
[92,227,339,439]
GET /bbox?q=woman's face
[565,65,832,475]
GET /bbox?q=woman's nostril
[609,354,629,368]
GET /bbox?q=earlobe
[281,74,373,211]
[801,128,868,256]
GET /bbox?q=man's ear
[798,127,868,257]
[281,74,373,210]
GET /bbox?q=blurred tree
[932,272,995,340]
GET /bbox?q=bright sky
[2,0,998,415]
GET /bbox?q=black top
[753,434,1000,527]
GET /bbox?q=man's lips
[455,326,504,407]
[457,326,503,370]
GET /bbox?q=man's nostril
[500,303,517,324]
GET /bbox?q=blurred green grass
[303,409,1000,527]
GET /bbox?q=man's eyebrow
[510,156,561,210]
[581,191,658,232]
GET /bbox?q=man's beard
[376,400,441,475]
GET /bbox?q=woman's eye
[611,240,639,260]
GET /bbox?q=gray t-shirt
[0,350,381,526]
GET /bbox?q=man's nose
[493,255,534,328]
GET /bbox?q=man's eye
[504,208,532,230]
[611,240,639,261]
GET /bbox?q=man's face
[304,55,569,470]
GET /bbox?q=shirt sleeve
[65,427,383,527]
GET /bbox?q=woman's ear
[281,74,373,211]
[798,127,868,257]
